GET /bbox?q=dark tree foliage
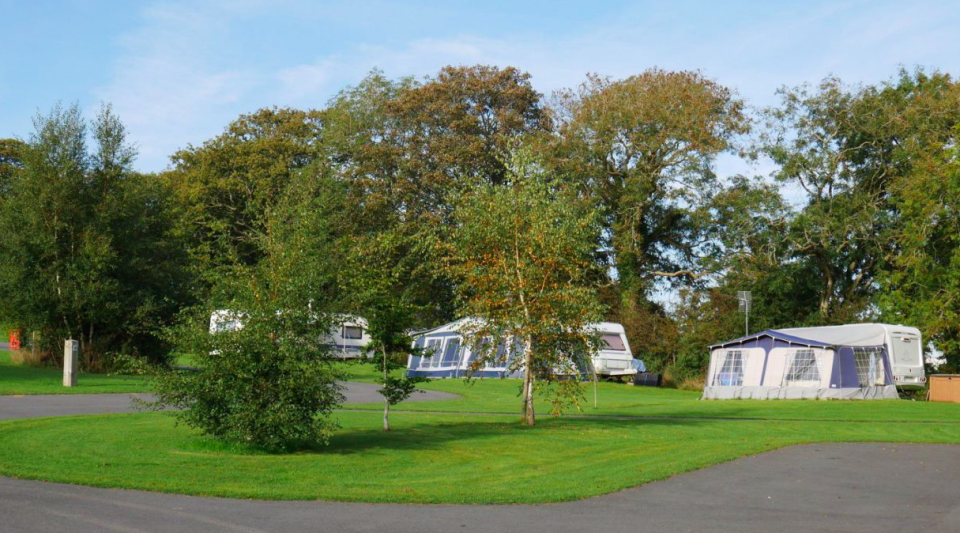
[166,107,325,268]
[0,104,192,369]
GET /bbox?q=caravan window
[714,350,744,386]
[441,338,462,367]
[785,349,820,382]
[420,338,443,369]
[343,325,364,340]
[854,347,885,386]
[601,334,626,351]
[483,341,509,369]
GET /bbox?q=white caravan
[209,311,371,359]
[780,324,926,390]
[589,322,638,378]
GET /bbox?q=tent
[702,329,898,400]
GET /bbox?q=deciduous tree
[447,149,603,425]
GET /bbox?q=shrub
[149,305,344,451]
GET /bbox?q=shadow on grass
[179,413,720,457]
[322,414,718,456]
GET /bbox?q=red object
[9,329,20,351]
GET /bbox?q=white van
[780,324,926,390]
[209,311,371,359]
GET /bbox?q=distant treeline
[1,65,958,376]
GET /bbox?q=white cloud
[94,0,960,172]
[93,1,260,169]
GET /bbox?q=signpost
[63,339,78,387]
[737,291,752,337]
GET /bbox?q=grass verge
[0,350,149,395]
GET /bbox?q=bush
[149,305,344,450]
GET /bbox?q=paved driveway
[0,443,958,533]
[0,382,457,421]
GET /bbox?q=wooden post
[63,339,78,387]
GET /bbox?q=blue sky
[2,0,959,172]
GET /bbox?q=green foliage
[448,148,604,423]
[344,230,431,430]
[150,305,343,450]
[547,69,749,302]
[150,166,347,450]
[0,138,26,193]
[0,104,192,369]
[166,107,324,268]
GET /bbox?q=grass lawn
[2,353,959,503]
[1,409,959,503]
[0,350,150,395]
[351,376,960,423]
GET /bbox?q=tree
[0,138,26,194]
[447,149,604,425]
[150,170,345,449]
[326,66,550,226]
[322,66,550,326]
[166,107,324,267]
[871,70,960,368]
[348,231,428,431]
[761,77,895,321]
[0,103,192,368]
[547,70,749,305]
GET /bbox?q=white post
[63,339,78,387]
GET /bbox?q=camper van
[779,324,926,390]
[209,311,371,359]
[406,318,639,380]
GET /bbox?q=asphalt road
[0,443,957,533]
[0,382,457,421]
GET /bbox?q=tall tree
[0,104,191,367]
[762,77,895,321]
[872,70,960,367]
[326,66,550,225]
[166,107,324,267]
[546,69,749,325]
[447,149,604,425]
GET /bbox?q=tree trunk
[820,269,834,318]
[383,400,390,432]
[382,346,390,432]
[521,343,535,425]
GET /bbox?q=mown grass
[351,375,960,423]
[0,350,149,395]
[0,409,958,503]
